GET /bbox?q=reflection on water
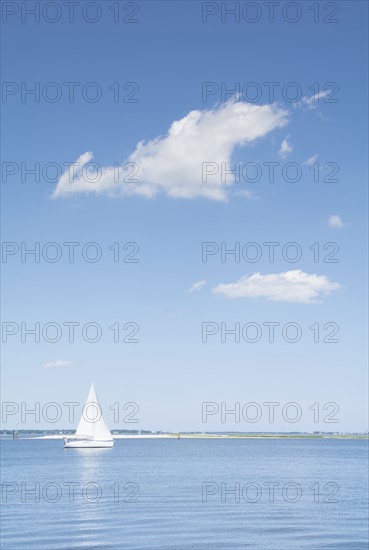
[73,447,112,470]
[67,447,115,537]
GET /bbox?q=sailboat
[64,383,114,449]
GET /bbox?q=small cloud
[213,270,340,304]
[304,154,318,166]
[297,90,329,110]
[328,215,344,229]
[233,189,258,200]
[278,137,293,158]
[188,280,207,293]
[43,360,73,369]
[165,310,183,319]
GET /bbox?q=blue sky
[1,1,368,432]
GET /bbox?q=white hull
[64,439,114,449]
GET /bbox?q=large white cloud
[52,98,288,200]
[213,270,340,303]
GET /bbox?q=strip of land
[14,433,369,440]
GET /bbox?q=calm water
[1,438,368,549]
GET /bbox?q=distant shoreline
[2,433,367,441]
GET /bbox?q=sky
[1,0,368,432]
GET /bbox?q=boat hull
[64,439,114,449]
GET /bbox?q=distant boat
[64,383,114,449]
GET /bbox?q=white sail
[74,383,112,441]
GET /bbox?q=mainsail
[75,383,112,441]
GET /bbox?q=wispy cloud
[304,154,318,166]
[43,360,73,369]
[233,189,258,199]
[328,215,344,229]
[278,137,293,158]
[52,98,288,201]
[297,90,329,110]
[213,270,340,304]
[188,280,207,293]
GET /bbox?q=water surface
[1,438,368,549]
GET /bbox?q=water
[1,438,368,549]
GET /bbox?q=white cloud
[304,154,318,166]
[278,137,293,158]
[328,215,344,229]
[43,360,73,369]
[213,270,340,304]
[298,90,329,110]
[234,189,258,199]
[52,98,288,201]
[188,280,207,293]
